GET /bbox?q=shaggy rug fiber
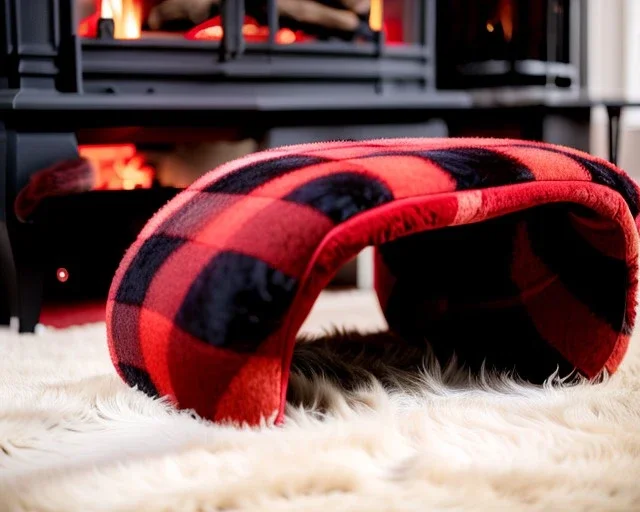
[1,290,640,512]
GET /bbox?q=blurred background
[0,0,637,331]
[588,0,639,164]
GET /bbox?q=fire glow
[79,144,154,190]
[78,0,142,39]
[487,0,514,42]
[369,0,383,32]
[78,1,394,45]
[185,16,301,44]
[101,0,142,39]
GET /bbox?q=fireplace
[0,0,592,331]
[436,0,586,89]
[74,0,420,46]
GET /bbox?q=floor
[1,290,639,511]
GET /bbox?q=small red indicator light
[56,268,69,283]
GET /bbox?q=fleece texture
[14,158,95,222]
[106,137,640,425]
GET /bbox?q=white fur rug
[1,290,640,512]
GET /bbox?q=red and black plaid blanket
[106,138,640,425]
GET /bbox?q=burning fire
[78,0,142,39]
[100,0,142,39]
[369,0,383,32]
[77,0,395,46]
[79,144,154,190]
[487,0,513,42]
[78,0,388,44]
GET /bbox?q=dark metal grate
[0,0,441,104]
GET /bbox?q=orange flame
[100,0,142,39]
[369,0,383,32]
[79,144,154,190]
[498,0,513,42]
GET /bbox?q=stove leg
[0,126,13,327]
[6,223,44,333]
[606,105,622,166]
[0,300,9,328]
[4,130,79,332]
[0,223,13,327]
[0,305,9,328]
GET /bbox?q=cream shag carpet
[1,290,640,512]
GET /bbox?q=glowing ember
[56,268,69,283]
[79,144,154,190]
[277,29,297,45]
[185,16,303,44]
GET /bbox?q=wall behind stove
[588,0,640,179]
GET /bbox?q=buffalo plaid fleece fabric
[106,138,640,425]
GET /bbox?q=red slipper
[106,138,640,425]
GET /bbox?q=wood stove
[436,0,587,90]
[1,0,592,332]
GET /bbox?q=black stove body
[1,0,590,331]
